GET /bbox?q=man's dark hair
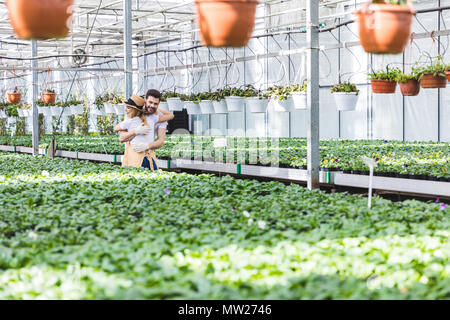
[146,89,161,100]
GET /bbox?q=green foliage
[368,66,401,81]
[331,82,359,94]
[267,83,307,101]
[395,71,419,83]
[412,56,447,81]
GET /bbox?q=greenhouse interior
[0,0,449,301]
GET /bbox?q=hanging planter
[6,0,74,40]
[212,100,228,114]
[167,97,183,111]
[195,0,258,47]
[114,105,125,115]
[419,74,447,89]
[104,103,116,114]
[399,79,420,96]
[354,0,414,54]
[7,87,22,104]
[331,83,360,111]
[42,91,56,104]
[50,106,63,117]
[368,67,400,94]
[17,108,25,117]
[225,96,245,112]
[246,97,268,113]
[70,104,84,115]
[38,106,51,117]
[184,101,202,115]
[159,101,169,112]
[270,97,293,112]
[291,92,307,109]
[199,100,215,114]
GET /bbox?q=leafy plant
[412,56,447,81]
[331,82,359,94]
[368,66,401,81]
[395,71,419,83]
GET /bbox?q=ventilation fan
[73,48,87,66]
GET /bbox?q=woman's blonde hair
[127,106,148,126]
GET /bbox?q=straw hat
[122,95,149,114]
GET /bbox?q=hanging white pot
[225,96,244,112]
[291,92,307,109]
[271,96,292,112]
[38,106,51,117]
[246,97,268,113]
[167,97,183,111]
[50,106,62,117]
[25,109,32,117]
[17,108,25,117]
[333,92,359,111]
[212,100,228,114]
[185,101,202,115]
[90,105,105,116]
[199,100,214,114]
[114,104,125,115]
[104,103,116,114]
[159,102,169,111]
[70,104,84,115]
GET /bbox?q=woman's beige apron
[122,142,158,170]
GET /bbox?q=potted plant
[7,86,22,104]
[368,66,400,93]
[17,104,31,117]
[198,92,215,114]
[183,93,201,115]
[159,93,169,112]
[165,91,183,111]
[414,58,447,89]
[93,95,106,116]
[223,87,246,112]
[396,71,420,96]
[290,82,308,109]
[68,96,85,115]
[195,0,258,47]
[6,0,74,40]
[354,0,415,54]
[267,85,293,112]
[244,85,269,113]
[42,88,56,104]
[331,82,360,111]
[36,99,52,117]
[211,89,228,114]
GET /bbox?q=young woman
[114,95,173,170]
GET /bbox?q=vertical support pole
[306,0,320,190]
[31,40,39,156]
[124,0,133,98]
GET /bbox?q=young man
[116,90,173,170]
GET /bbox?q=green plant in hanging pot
[184,93,202,115]
[354,0,415,54]
[396,71,420,96]
[368,66,400,93]
[331,82,360,111]
[244,85,269,113]
[211,89,228,114]
[195,0,258,47]
[7,86,22,104]
[414,57,447,89]
[223,87,246,112]
[165,91,183,112]
[5,103,19,117]
[198,92,215,114]
[290,82,308,110]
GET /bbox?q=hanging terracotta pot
[420,74,447,89]
[7,92,22,104]
[42,92,56,105]
[445,71,450,81]
[354,1,414,54]
[399,80,420,96]
[195,0,258,47]
[6,0,74,40]
[371,79,397,94]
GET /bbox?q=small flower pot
[399,79,420,96]
[354,2,414,54]
[271,97,293,112]
[246,97,268,113]
[195,0,258,47]
[70,104,84,115]
[104,103,116,114]
[445,71,450,82]
[167,97,183,111]
[371,79,397,94]
[332,92,359,111]
[291,92,307,109]
[42,92,56,104]
[7,92,22,104]
[184,101,201,115]
[212,100,228,114]
[225,96,245,112]
[199,100,215,114]
[420,74,447,89]
[6,0,74,40]
[159,102,169,111]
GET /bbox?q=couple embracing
[114,89,173,171]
